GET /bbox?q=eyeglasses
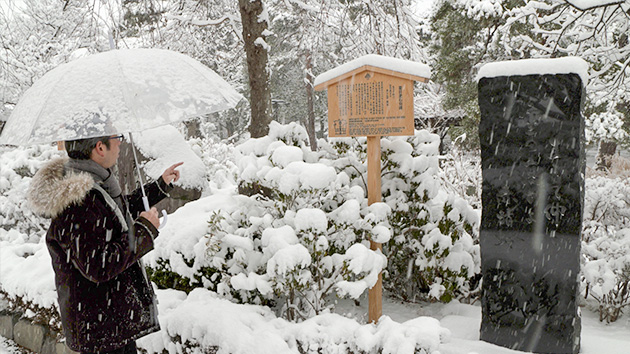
[109,135,125,142]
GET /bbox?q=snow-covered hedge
[2,122,629,331]
[187,136,239,191]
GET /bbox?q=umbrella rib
[114,52,143,134]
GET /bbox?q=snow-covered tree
[0,0,114,119]
[429,0,629,152]
[428,0,523,148]
[116,0,166,46]
[500,0,630,165]
[117,0,249,140]
[267,0,428,148]
[238,0,273,138]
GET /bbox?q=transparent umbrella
[0,48,242,145]
[0,48,243,224]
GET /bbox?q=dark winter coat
[28,157,172,353]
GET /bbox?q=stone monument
[477,57,588,354]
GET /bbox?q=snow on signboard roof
[314,54,431,89]
[476,57,589,86]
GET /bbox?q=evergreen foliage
[330,130,480,303]
[146,123,481,321]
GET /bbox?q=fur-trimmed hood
[28,157,94,218]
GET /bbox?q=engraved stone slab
[477,68,585,354]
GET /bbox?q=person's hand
[140,207,160,229]
[162,162,183,185]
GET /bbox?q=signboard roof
[314,54,431,90]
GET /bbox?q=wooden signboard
[315,56,430,324]
[328,72,413,137]
[317,66,427,138]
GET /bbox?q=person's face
[99,135,121,168]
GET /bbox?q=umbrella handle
[142,196,168,230]
[159,210,168,230]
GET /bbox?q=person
[28,134,183,354]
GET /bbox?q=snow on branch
[254,37,271,51]
[564,0,627,11]
[166,14,240,27]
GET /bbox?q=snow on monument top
[476,57,589,85]
[314,54,431,89]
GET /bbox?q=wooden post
[313,55,430,325]
[367,135,382,323]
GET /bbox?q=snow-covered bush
[582,175,630,322]
[138,288,449,354]
[209,122,391,320]
[0,144,61,239]
[148,123,481,312]
[324,133,481,303]
[437,144,482,209]
[149,122,389,321]
[134,125,209,193]
[186,136,238,191]
[0,226,451,354]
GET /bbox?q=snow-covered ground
[327,294,630,354]
[2,213,628,354]
[392,298,630,354]
[4,294,628,354]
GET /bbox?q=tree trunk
[304,50,317,151]
[116,141,138,196]
[596,140,617,171]
[238,0,272,138]
[184,118,202,139]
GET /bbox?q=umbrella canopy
[0,48,243,145]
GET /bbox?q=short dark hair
[65,136,111,160]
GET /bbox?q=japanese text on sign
[327,72,414,137]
